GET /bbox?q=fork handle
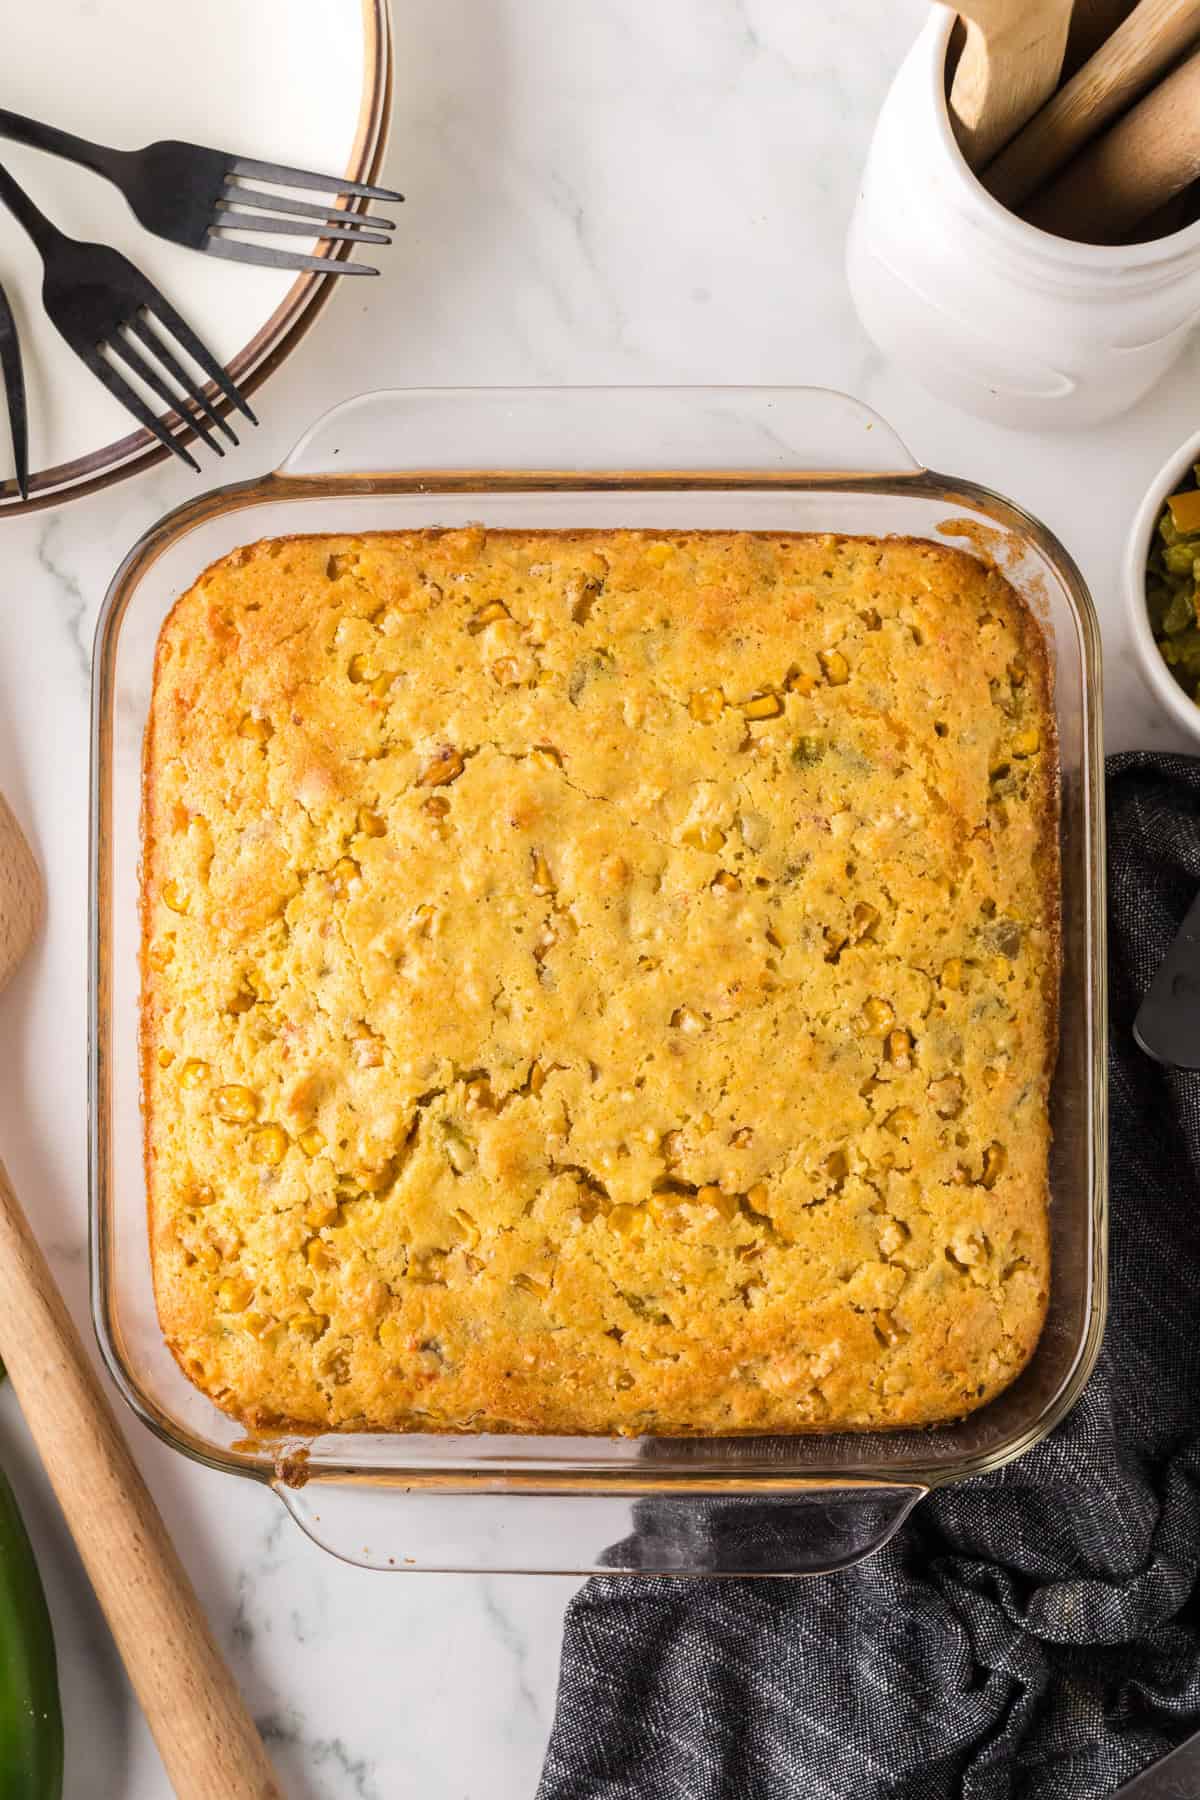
[0,160,66,259]
[0,109,127,186]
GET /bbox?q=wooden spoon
[0,795,282,1800]
[1023,44,1200,239]
[986,0,1200,207]
[949,0,1074,169]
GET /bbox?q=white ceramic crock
[1124,428,1200,746]
[847,9,1200,430]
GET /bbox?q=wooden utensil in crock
[949,0,1074,167]
[0,793,282,1800]
[986,0,1200,206]
[1063,0,1138,77]
[1023,43,1200,239]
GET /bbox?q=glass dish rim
[89,435,1108,1497]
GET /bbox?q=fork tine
[109,331,225,458]
[138,295,258,425]
[76,343,200,473]
[215,209,391,246]
[204,236,378,278]
[222,182,397,229]
[125,316,238,446]
[227,154,403,203]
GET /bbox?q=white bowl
[1124,427,1200,747]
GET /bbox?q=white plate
[0,0,390,512]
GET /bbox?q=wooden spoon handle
[0,1157,282,1800]
[987,0,1200,206]
[1023,44,1200,239]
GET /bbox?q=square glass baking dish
[90,387,1106,1575]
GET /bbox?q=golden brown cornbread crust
[141,528,1058,1437]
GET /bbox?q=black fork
[0,279,28,500]
[0,161,255,471]
[0,109,402,277]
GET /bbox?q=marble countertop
[2,0,1197,1794]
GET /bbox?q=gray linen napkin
[539,753,1200,1800]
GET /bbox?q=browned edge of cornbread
[140,529,1061,1439]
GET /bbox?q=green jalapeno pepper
[0,1461,63,1798]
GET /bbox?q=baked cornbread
[141,527,1058,1437]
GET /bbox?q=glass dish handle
[277,386,921,481]
[273,1478,929,1575]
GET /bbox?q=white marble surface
[1,1,1197,1794]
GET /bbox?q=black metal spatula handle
[1112,1723,1200,1796]
[1134,890,1200,1070]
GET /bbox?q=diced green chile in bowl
[1147,467,1200,703]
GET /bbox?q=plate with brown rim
[0,0,392,515]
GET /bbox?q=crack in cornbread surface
[141,528,1058,1436]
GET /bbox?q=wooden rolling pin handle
[0,1156,283,1800]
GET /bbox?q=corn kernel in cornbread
[141,529,1058,1436]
